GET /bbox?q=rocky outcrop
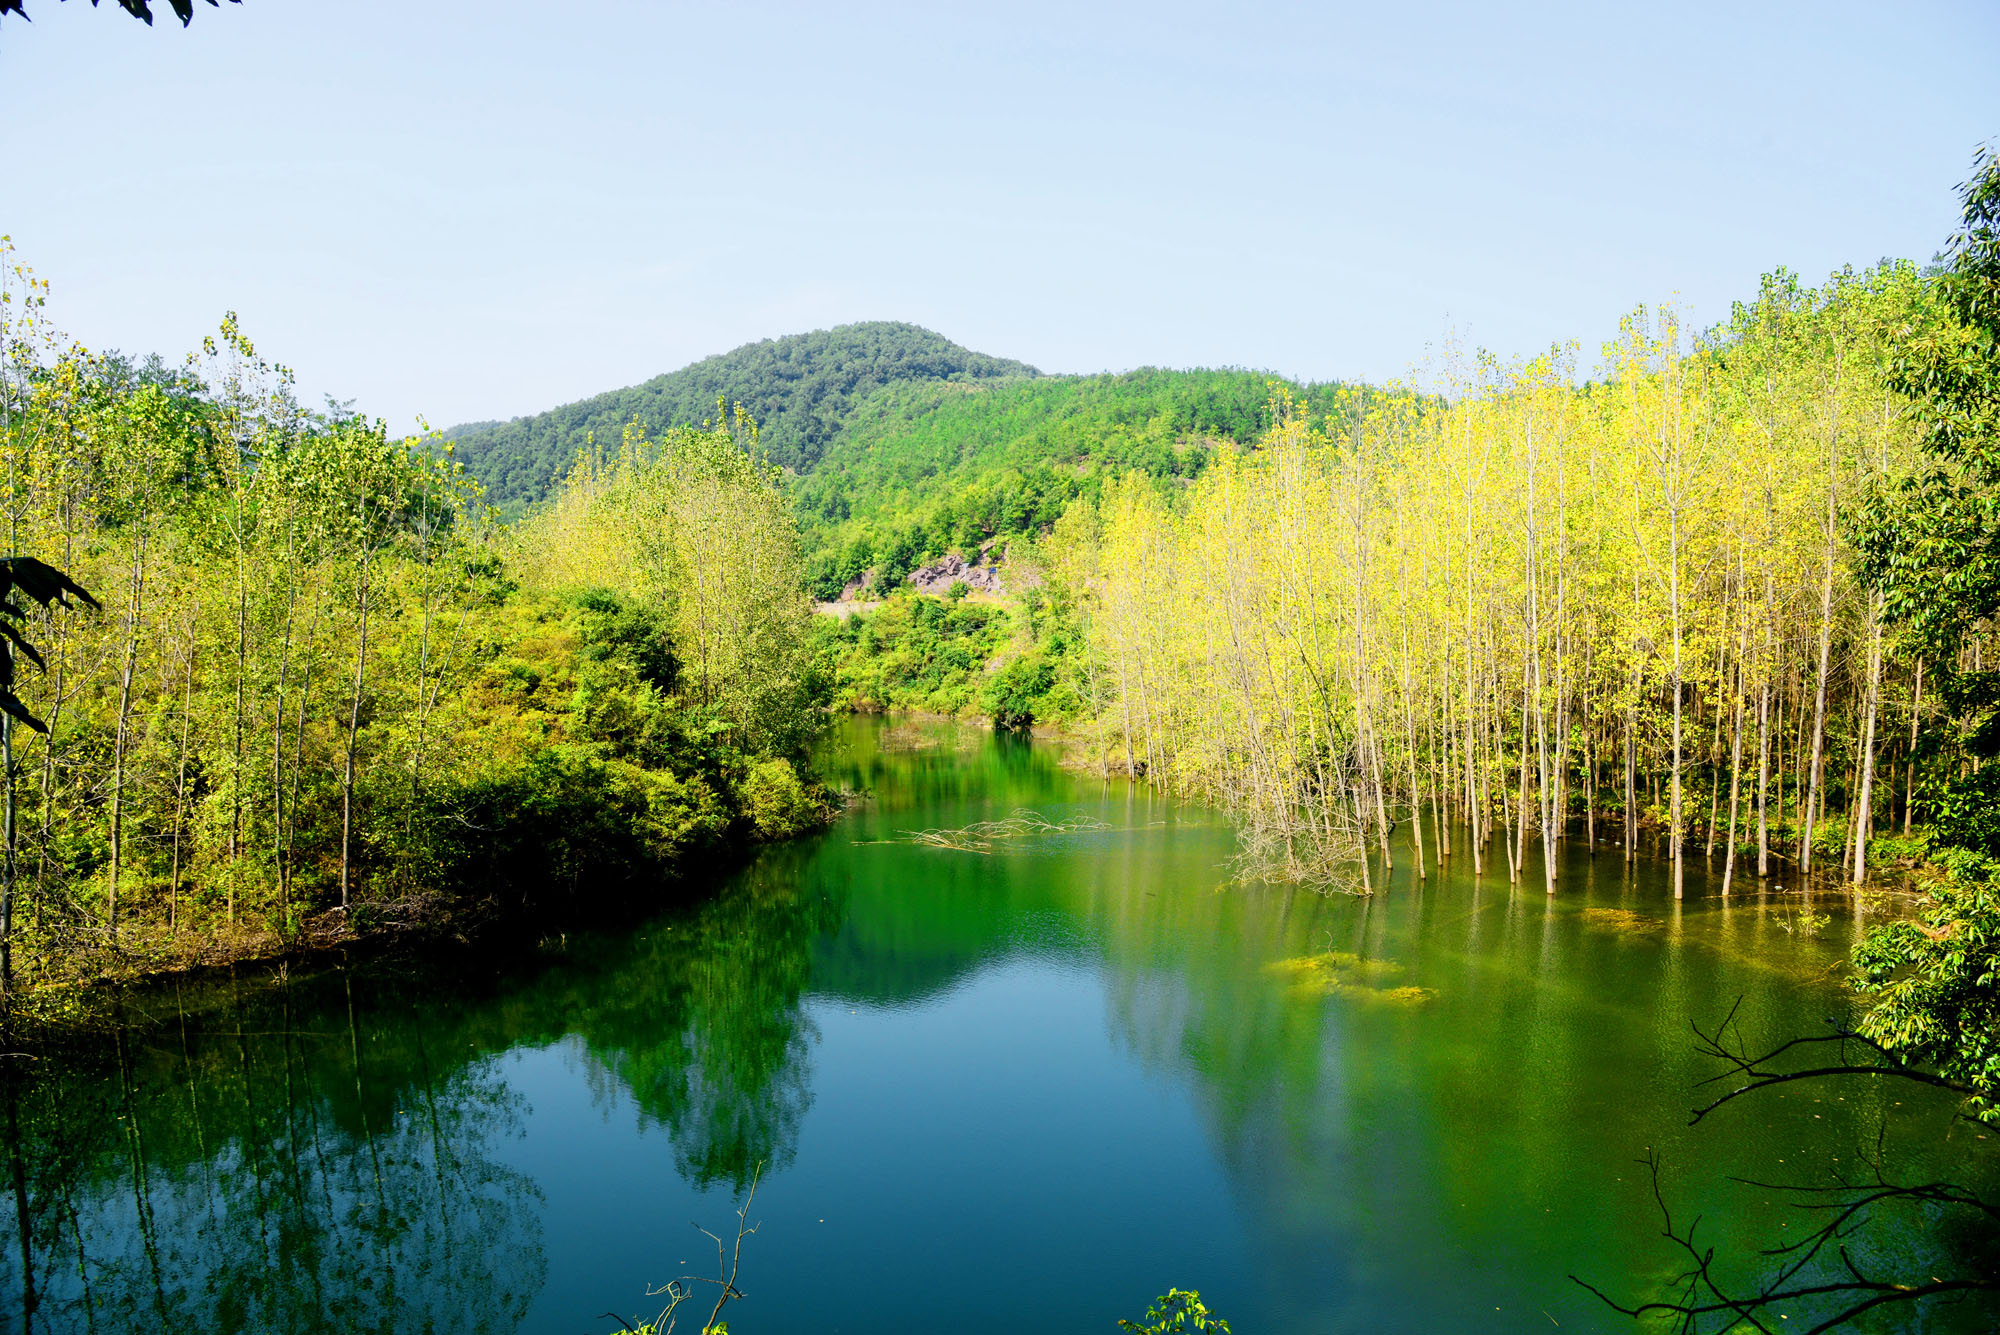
[908,542,1006,596]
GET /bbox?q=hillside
[446,321,1037,504]
[796,368,1348,597]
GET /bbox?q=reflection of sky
[504,963,1251,1335]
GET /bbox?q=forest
[1058,266,1928,894]
[813,193,1998,916]
[444,322,1038,505]
[0,246,830,999]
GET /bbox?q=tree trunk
[169,602,199,935]
[1852,590,1884,885]
[107,532,146,940]
[1800,481,1838,875]
[229,547,247,922]
[1723,589,1748,894]
[0,699,13,993]
[341,548,373,909]
[1904,658,1923,836]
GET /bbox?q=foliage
[1847,144,2000,1117]
[516,415,828,759]
[818,592,1014,717]
[0,556,96,731]
[1853,849,2000,1119]
[0,240,831,987]
[983,648,1053,731]
[0,0,235,24]
[1118,1288,1232,1334]
[739,758,818,840]
[446,322,1035,504]
[796,368,1349,599]
[1851,144,2000,777]
[1035,263,1933,890]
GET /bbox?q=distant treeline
[439,319,1355,602]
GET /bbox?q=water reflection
[0,717,1990,1334]
[0,837,844,1332]
[0,975,544,1334]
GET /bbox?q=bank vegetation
[0,244,830,997]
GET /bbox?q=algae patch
[1583,908,1666,934]
[1263,952,1436,1006]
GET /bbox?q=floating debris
[879,808,1113,855]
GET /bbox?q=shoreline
[2,708,1927,1034]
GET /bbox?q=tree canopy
[445,321,1037,503]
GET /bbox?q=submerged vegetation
[0,245,830,994]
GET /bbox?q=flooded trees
[1056,262,1929,892]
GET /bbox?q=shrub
[740,758,819,840]
[983,651,1055,730]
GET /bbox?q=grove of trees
[0,241,828,994]
[1050,261,1931,899]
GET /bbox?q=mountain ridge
[445,321,1037,504]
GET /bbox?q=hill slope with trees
[795,367,1350,597]
[445,321,1037,504]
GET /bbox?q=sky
[3,0,1997,436]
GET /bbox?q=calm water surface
[2,718,1992,1333]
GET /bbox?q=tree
[1583,140,2000,1335]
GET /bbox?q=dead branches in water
[882,808,1112,855]
[1573,1146,2000,1335]
[605,1165,762,1335]
[1574,1003,2000,1333]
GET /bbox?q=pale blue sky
[3,0,1996,434]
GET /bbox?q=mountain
[794,367,1353,597]
[445,322,1038,504]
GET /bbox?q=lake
[0,717,1990,1334]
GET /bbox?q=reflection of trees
[815,713,2000,1331]
[0,972,545,1335]
[1088,852,2000,1331]
[0,834,848,1333]
[545,848,844,1191]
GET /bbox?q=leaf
[0,690,47,735]
[0,557,97,612]
[0,619,47,673]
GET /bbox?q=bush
[740,758,819,840]
[983,651,1054,730]
[1119,1289,1232,1334]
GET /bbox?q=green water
[0,718,1991,1333]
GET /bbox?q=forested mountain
[796,367,1349,597]
[446,321,1037,503]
